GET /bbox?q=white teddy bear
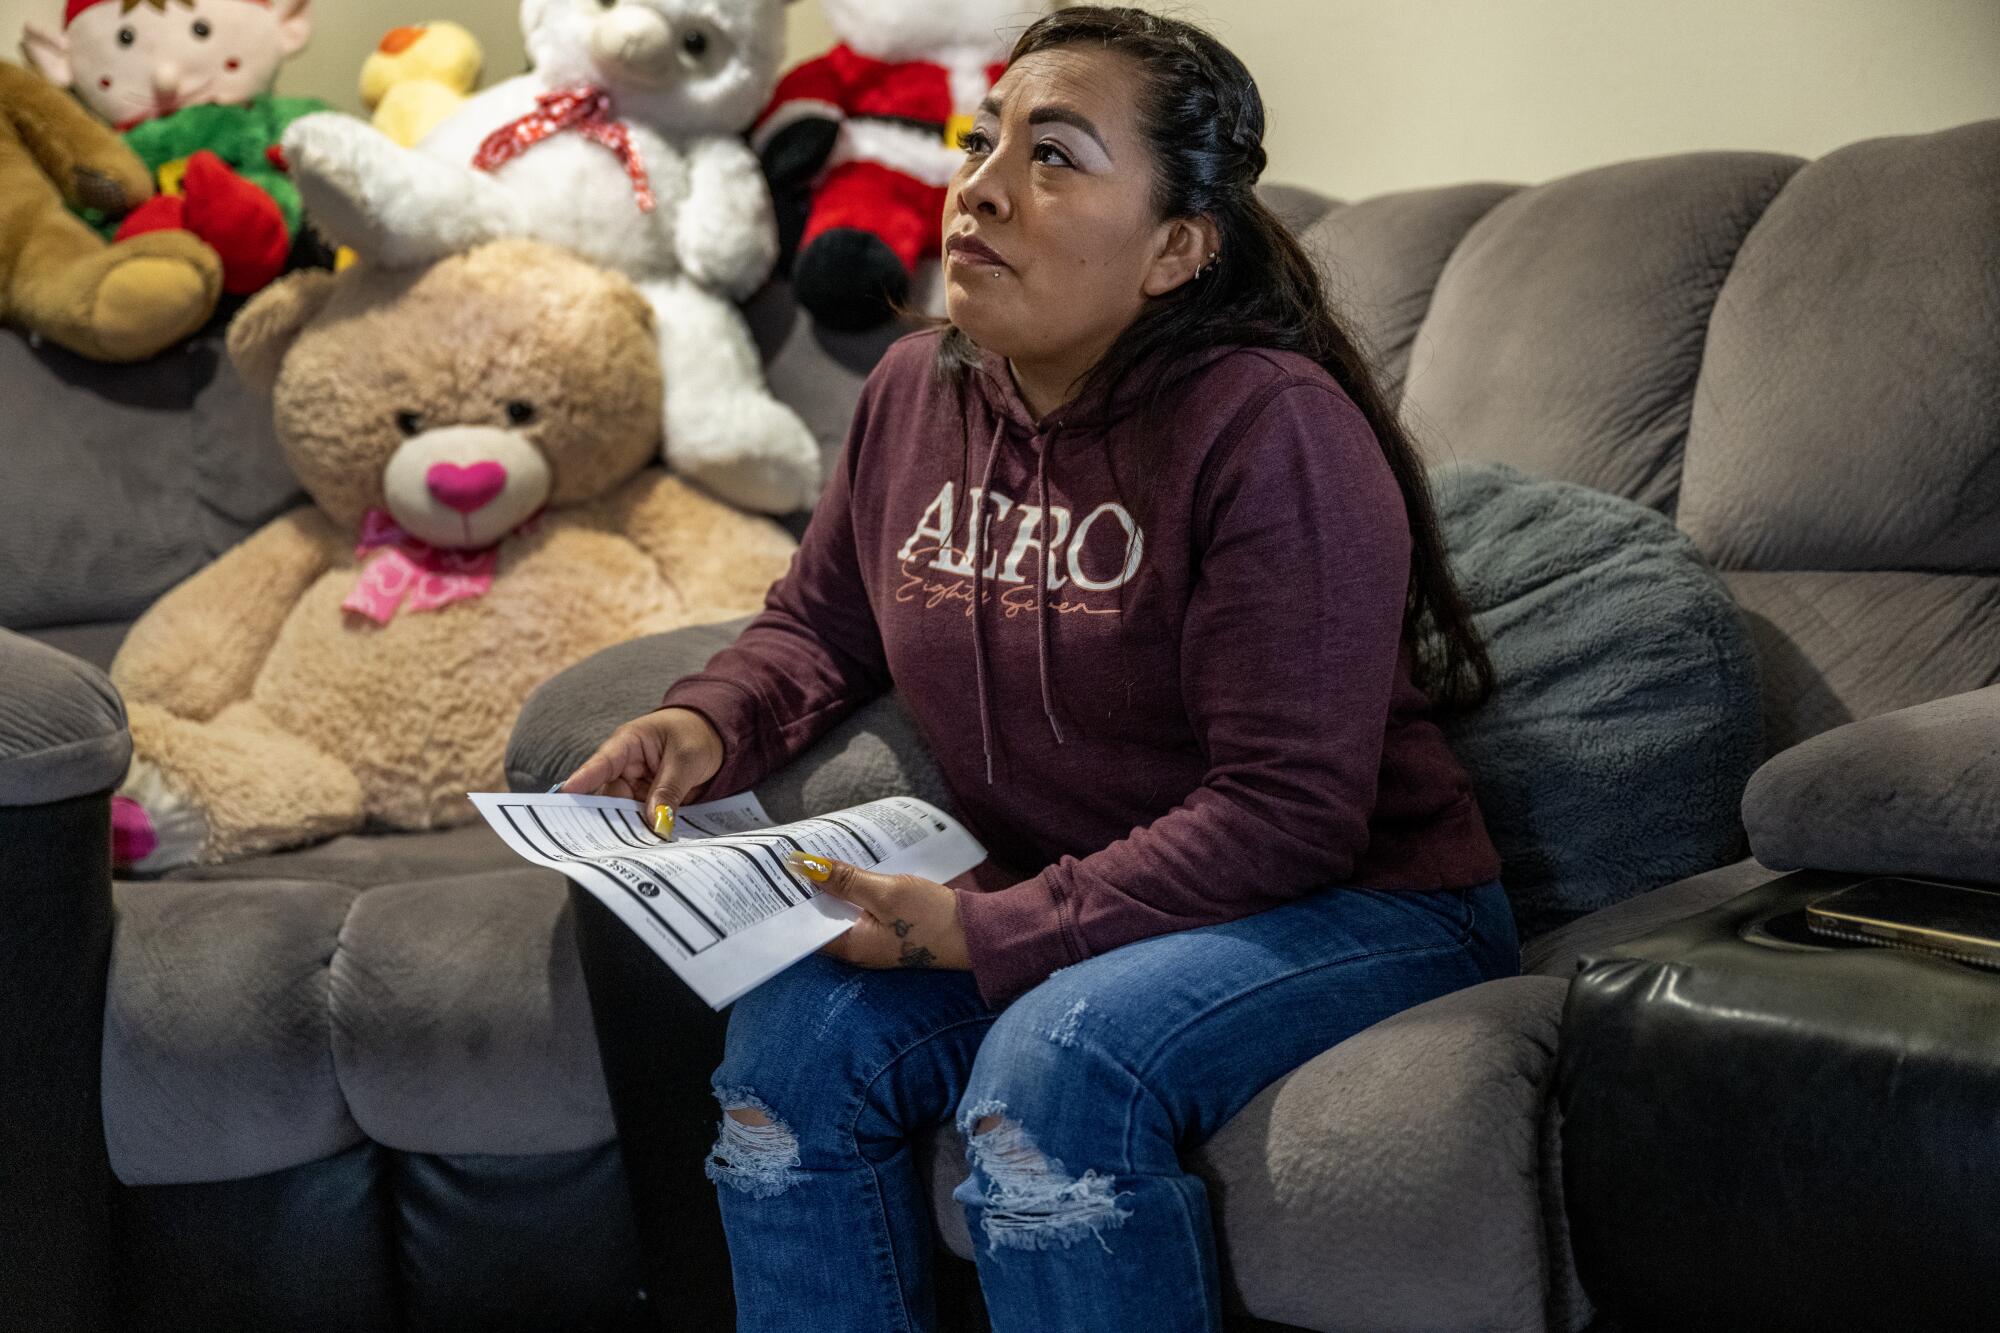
[281,0,820,516]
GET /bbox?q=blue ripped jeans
[705,878,1519,1333]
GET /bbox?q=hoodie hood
[959,338,1246,784]
[968,339,1246,438]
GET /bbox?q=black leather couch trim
[1556,868,2000,1330]
[0,792,115,1333]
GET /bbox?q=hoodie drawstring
[1034,431,1066,748]
[971,418,1004,785]
[971,417,1069,786]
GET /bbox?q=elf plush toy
[22,0,327,295]
[754,0,1029,331]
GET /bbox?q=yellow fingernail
[652,804,675,838]
[786,851,832,882]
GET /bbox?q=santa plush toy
[755,0,1030,331]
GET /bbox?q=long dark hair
[935,5,1495,714]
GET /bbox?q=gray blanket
[1428,461,1764,939]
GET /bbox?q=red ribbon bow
[470,85,657,213]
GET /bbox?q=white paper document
[468,789,986,1008]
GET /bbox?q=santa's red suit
[754,44,1005,330]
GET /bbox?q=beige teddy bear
[109,238,798,872]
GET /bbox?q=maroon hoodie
[661,330,1502,1009]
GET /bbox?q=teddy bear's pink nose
[426,460,508,513]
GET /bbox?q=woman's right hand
[559,707,726,830]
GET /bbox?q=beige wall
[7,0,1995,199]
[1189,0,2000,198]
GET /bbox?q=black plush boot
[793,228,911,332]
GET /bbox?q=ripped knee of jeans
[706,1086,805,1199]
[958,1098,1134,1255]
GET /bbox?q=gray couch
[4,115,1995,1331]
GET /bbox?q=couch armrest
[505,618,955,825]
[0,631,118,1328]
[1742,683,2000,883]
[0,629,130,807]
[1186,976,1591,1333]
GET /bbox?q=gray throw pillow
[1426,461,1763,939]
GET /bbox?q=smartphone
[1805,876,2000,970]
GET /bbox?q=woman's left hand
[787,851,971,970]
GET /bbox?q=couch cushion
[1429,462,1763,939]
[1399,150,1801,514]
[330,867,614,1156]
[1741,684,2000,886]
[109,826,616,1185]
[0,628,131,806]
[0,328,302,632]
[1679,119,2000,573]
[1302,181,1519,405]
[104,874,366,1185]
[1721,569,2000,756]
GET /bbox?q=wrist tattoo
[891,918,914,937]
[898,941,936,968]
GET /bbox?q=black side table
[1555,869,2000,1331]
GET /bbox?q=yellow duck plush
[360,21,482,148]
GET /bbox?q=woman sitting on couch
[562,6,1518,1329]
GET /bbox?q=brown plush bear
[0,59,221,361]
[109,238,799,871]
